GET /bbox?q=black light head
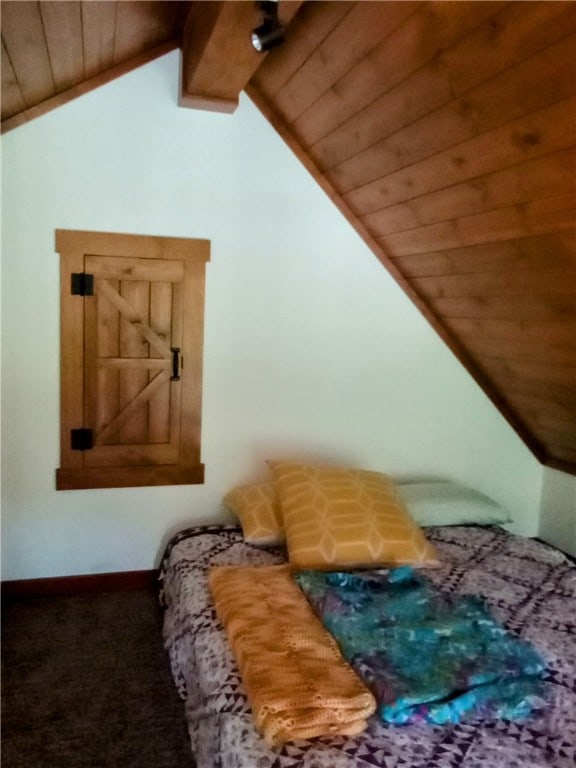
[251,1,285,53]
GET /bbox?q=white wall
[1,52,543,581]
[539,468,576,557]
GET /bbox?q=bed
[159,466,576,768]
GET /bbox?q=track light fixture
[251,1,285,53]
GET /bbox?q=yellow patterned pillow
[268,461,439,569]
[223,482,285,546]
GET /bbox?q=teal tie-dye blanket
[295,567,546,726]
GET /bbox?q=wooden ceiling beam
[180,1,302,114]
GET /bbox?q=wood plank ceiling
[2,1,575,475]
[1,1,188,129]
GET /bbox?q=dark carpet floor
[1,589,196,768]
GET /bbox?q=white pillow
[397,481,511,527]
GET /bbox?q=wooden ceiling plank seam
[304,1,508,164]
[308,0,575,170]
[454,332,576,368]
[362,154,576,235]
[377,192,575,257]
[81,0,117,79]
[0,38,179,135]
[250,0,356,99]
[36,1,57,94]
[477,363,576,408]
[523,420,576,448]
[361,147,576,238]
[522,387,576,414]
[547,441,576,459]
[428,294,575,322]
[290,0,504,149]
[246,83,551,468]
[456,311,576,339]
[143,0,189,44]
[272,0,421,123]
[473,367,576,408]
[507,392,576,425]
[1,39,26,119]
[532,434,576,458]
[484,355,576,374]
[113,0,180,67]
[377,196,575,258]
[527,426,576,452]
[545,456,576,475]
[412,267,576,302]
[474,350,576,374]
[446,318,576,350]
[394,232,576,280]
[40,1,85,93]
[342,96,576,215]
[541,442,576,463]
[79,0,86,81]
[443,0,576,96]
[333,44,576,199]
[114,0,166,67]
[112,0,119,70]
[475,356,576,389]
[329,32,576,196]
[0,0,55,106]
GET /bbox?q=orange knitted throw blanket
[209,564,376,746]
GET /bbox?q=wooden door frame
[56,229,210,490]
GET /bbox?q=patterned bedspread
[159,525,576,768]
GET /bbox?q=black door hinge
[71,428,93,451]
[71,273,94,296]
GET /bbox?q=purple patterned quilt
[159,525,576,768]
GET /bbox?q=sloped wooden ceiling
[1,1,189,129]
[2,1,575,474]
[246,1,576,475]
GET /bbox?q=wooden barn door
[83,255,183,467]
[56,230,209,490]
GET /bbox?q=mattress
[159,524,576,768]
